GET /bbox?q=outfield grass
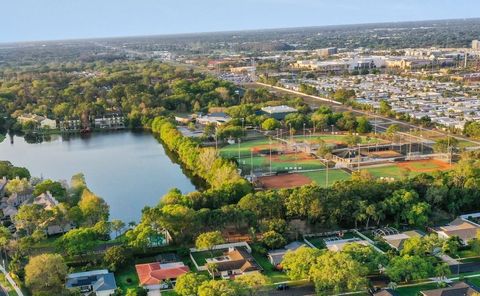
[301,169,351,187]
[364,165,411,179]
[220,138,272,158]
[238,155,325,173]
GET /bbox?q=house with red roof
[135,261,190,291]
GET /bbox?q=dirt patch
[271,152,316,162]
[397,159,453,173]
[258,173,312,189]
[251,143,285,153]
[367,150,403,158]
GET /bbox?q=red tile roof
[135,262,190,286]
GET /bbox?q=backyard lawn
[115,265,139,293]
[250,249,289,283]
[395,283,439,296]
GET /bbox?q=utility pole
[325,160,329,187]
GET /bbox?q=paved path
[0,265,23,296]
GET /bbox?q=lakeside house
[33,191,59,210]
[135,261,190,291]
[66,269,117,296]
[17,114,57,129]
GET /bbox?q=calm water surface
[0,131,196,223]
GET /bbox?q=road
[253,82,480,148]
[265,284,316,296]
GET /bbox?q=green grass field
[220,138,273,158]
[301,169,351,187]
[364,165,411,179]
[238,154,326,173]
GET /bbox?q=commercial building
[472,40,480,50]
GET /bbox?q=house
[135,262,190,291]
[205,247,262,279]
[17,114,57,129]
[420,281,480,296]
[267,241,306,268]
[7,189,33,207]
[434,218,480,245]
[382,230,424,250]
[33,191,59,210]
[66,270,117,296]
[0,177,7,196]
[261,105,298,120]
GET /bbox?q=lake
[0,131,196,223]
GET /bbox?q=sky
[2,0,480,43]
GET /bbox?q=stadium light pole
[325,159,329,187]
[303,123,306,138]
[238,138,241,161]
[269,137,272,175]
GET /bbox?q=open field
[364,159,453,179]
[293,134,387,146]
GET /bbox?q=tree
[198,280,242,296]
[57,227,97,257]
[33,179,67,201]
[175,273,208,296]
[386,255,434,282]
[111,219,126,237]
[5,178,31,194]
[104,246,130,271]
[78,189,109,226]
[379,100,392,115]
[206,263,219,280]
[261,231,286,249]
[342,243,386,273]
[15,204,46,235]
[195,231,225,257]
[310,251,367,294]
[433,137,459,153]
[25,253,68,295]
[281,246,321,280]
[385,124,400,141]
[442,236,461,256]
[235,272,270,296]
[261,118,281,131]
[356,117,372,134]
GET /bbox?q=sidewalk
[0,265,24,296]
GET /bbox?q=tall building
[472,40,480,50]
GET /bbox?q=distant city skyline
[3,0,480,43]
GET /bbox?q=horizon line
[1,16,479,46]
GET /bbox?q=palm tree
[387,281,398,291]
[206,262,218,280]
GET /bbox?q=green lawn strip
[301,169,351,187]
[161,290,179,296]
[220,138,272,158]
